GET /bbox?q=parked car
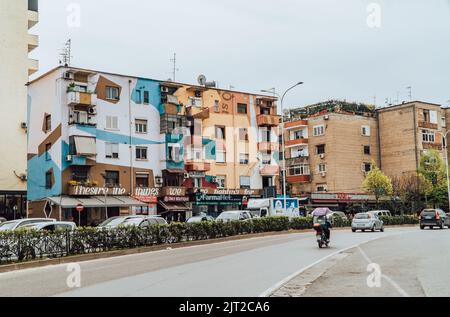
[420,209,450,230]
[216,211,253,222]
[329,211,347,221]
[120,216,168,228]
[0,217,6,224]
[97,215,147,229]
[368,210,392,218]
[0,218,56,232]
[21,221,77,232]
[352,213,384,232]
[186,215,215,223]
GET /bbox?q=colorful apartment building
[0,0,39,220]
[27,66,280,224]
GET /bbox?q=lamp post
[100,173,108,219]
[261,82,304,212]
[436,130,450,212]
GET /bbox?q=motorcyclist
[322,215,332,241]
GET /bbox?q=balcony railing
[285,156,309,167]
[285,120,308,129]
[258,142,279,152]
[27,34,39,53]
[285,138,308,147]
[422,142,443,151]
[260,165,280,176]
[419,121,438,130]
[257,114,280,127]
[185,161,211,172]
[28,58,38,76]
[187,106,210,120]
[287,175,311,183]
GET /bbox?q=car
[329,211,347,221]
[0,218,56,232]
[97,215,148,229]
[419,209,450,230]
[120,216,168,228]
[216,210,253,222]
[186,215,215,223]
[368,210,392,218]
[0,217,6,224]
[351,212,384,232]
[21,221,77,232]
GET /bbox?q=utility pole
[406,86,412,101]
[170,53,179,81]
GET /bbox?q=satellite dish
[197,75,207,86]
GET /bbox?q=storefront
[310,193,381,213]
[0,191,27,221]
[157,187,191,222]
[190,189,262,218]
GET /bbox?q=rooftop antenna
[406,86,412,101]
[170,53,179,82]
[59,39,72,67]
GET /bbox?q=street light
[436,130,450,212]
[261,82,304,212]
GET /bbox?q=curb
[0,224,417,273]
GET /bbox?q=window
[44,114,51,132]
[135,173,149,188]
[316,184,327,192]
[316,144,326,155]
[239,128,249,141]
[313,125,325,136]
[168,144,181,162]
[260,107,270,115]
[106,86,120,100]
[261,128,271,142]
[74,111,88,125]
[187,147,203,161]
[135,119,148,134]
[45,170,53,189]
[237,103,248,114]
[293,130,304,139]
[362,163,372,173]
[45,143,51,161]
[106,116,118,130]
[105,143,119,159]
[423,110,430,122]
[429,110,438,124]
[214,100,220,113]
[422,130,435,143]
[71,169,88,182]
[240,176,251,189]
[289,165,310,176]
[143,91,150,104]
[240,153,249,165]
[105,171,120,187]
[136,147,148,160]
[262,154,271,165]
[215,175,226,189]
[364,145,371,155]
[215,126,226,139]
[216,150,226,163]
[135,90,142,104]
[361,125,371,136]
[317,164,327,173]
[441,117,447,128]
[193,178,202,188]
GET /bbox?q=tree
[363,162,393,207]
[418,150,448,209]
[391,173,432,214]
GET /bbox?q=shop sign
[311,193,374,201]
[135,187,161,197]
[71,186,127,196]
[163,196,190,203]
[194,188,262,196]
[189,171,205,178]
[194,193,246,205]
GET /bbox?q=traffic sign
[76,204,84,212]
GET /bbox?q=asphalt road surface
[0,227,436,297]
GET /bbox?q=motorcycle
[313,223,329,249]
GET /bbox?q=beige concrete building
[378,101,447,180]
[0,0,39,219]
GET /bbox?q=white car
[0,218,56,232]
[186,216,215,223]
[97,215,148,229]
[352,213,384,232]
[368,210,392,218]
[121,216,168,227]
[21,221,77,232]
[216,211,253,222]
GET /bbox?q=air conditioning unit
[87,107,97,115]
[63,72,74,80]
[155,177,163,186]
[320,172,327,177]
[21,122,27,129]
[324,115,330,120]
[66,155,73,162]
[184,173,190,179]
[161,86,169,93]
[319,154,325,159]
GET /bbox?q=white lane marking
[259,230,415,297]
[0,231,311,277]
[357,246,410,297]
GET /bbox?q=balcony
[419,121,438,130]
[285,120,308,130]
[286,157,309,167]
[257,114,280,127]
[258,142,279,152]
[28,9,39,29]
[287,175,311,183]
[260,165,280,176]
[187,106,210,120]
[161,103,181,115]
[28,58,38,76]
[67,91,94,107]
[285,138,308,147]
[185,161,211,172]
[65,155,96,167]
[27,34,39,53]
[422,142,443,151]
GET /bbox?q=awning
[47,196,147,209]
[164,169,187,174]
[74,136,96,156]
[159,201,190,212]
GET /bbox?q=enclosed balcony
[67,91,95,107]
[187,106,210,120]
[260,165,280,176]
[257,114,280,127]
[28,58,39,76]
[287,175,311,183]
[185,161,211,172]
[285,156,309,167]
[258,142,279,152]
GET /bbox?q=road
[0,226,442,297]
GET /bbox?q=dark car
[420,209,450,230]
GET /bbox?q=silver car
[187,216,215,223]
[352,213,384,232]
[0,218,56,231]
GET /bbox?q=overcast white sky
[30,0,450,109]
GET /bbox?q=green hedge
[0,216,417,265]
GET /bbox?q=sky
[30,0,450,109]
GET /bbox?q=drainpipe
[128,80,134,214]
[376,111,382,169]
